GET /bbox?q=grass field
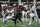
[0,18,39,27]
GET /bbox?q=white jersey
[2,10,4,16]
[10,9,14,16]
[5,9,14,19]
[30,9,35,17]
[2,9,8,19]
[6,9,14,16]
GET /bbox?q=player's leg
[32,17,34,22]
[14,13,23,27]
[34,14,38,21]
[18,17,23,24]
[28,17,32,25]
[14,13,18,27]
[22,11,24,21]
[36,9,40,25]
[38,15,40,25]
[38,19,40,25]
[3,20,8,27]
[18,13,23,24]
[2,14,8,27]
[24,12,28,21]
[2,18,8,27]
[28,13,35,25]
[28,15,35,25]
[2,13,6,27]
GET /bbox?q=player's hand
[12,11,16,13]
[4,11,7,14]
[14,11,17,13]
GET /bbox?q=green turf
[0,18,38,27]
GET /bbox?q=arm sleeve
[6,9,10,12]
[11,9,14,13]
